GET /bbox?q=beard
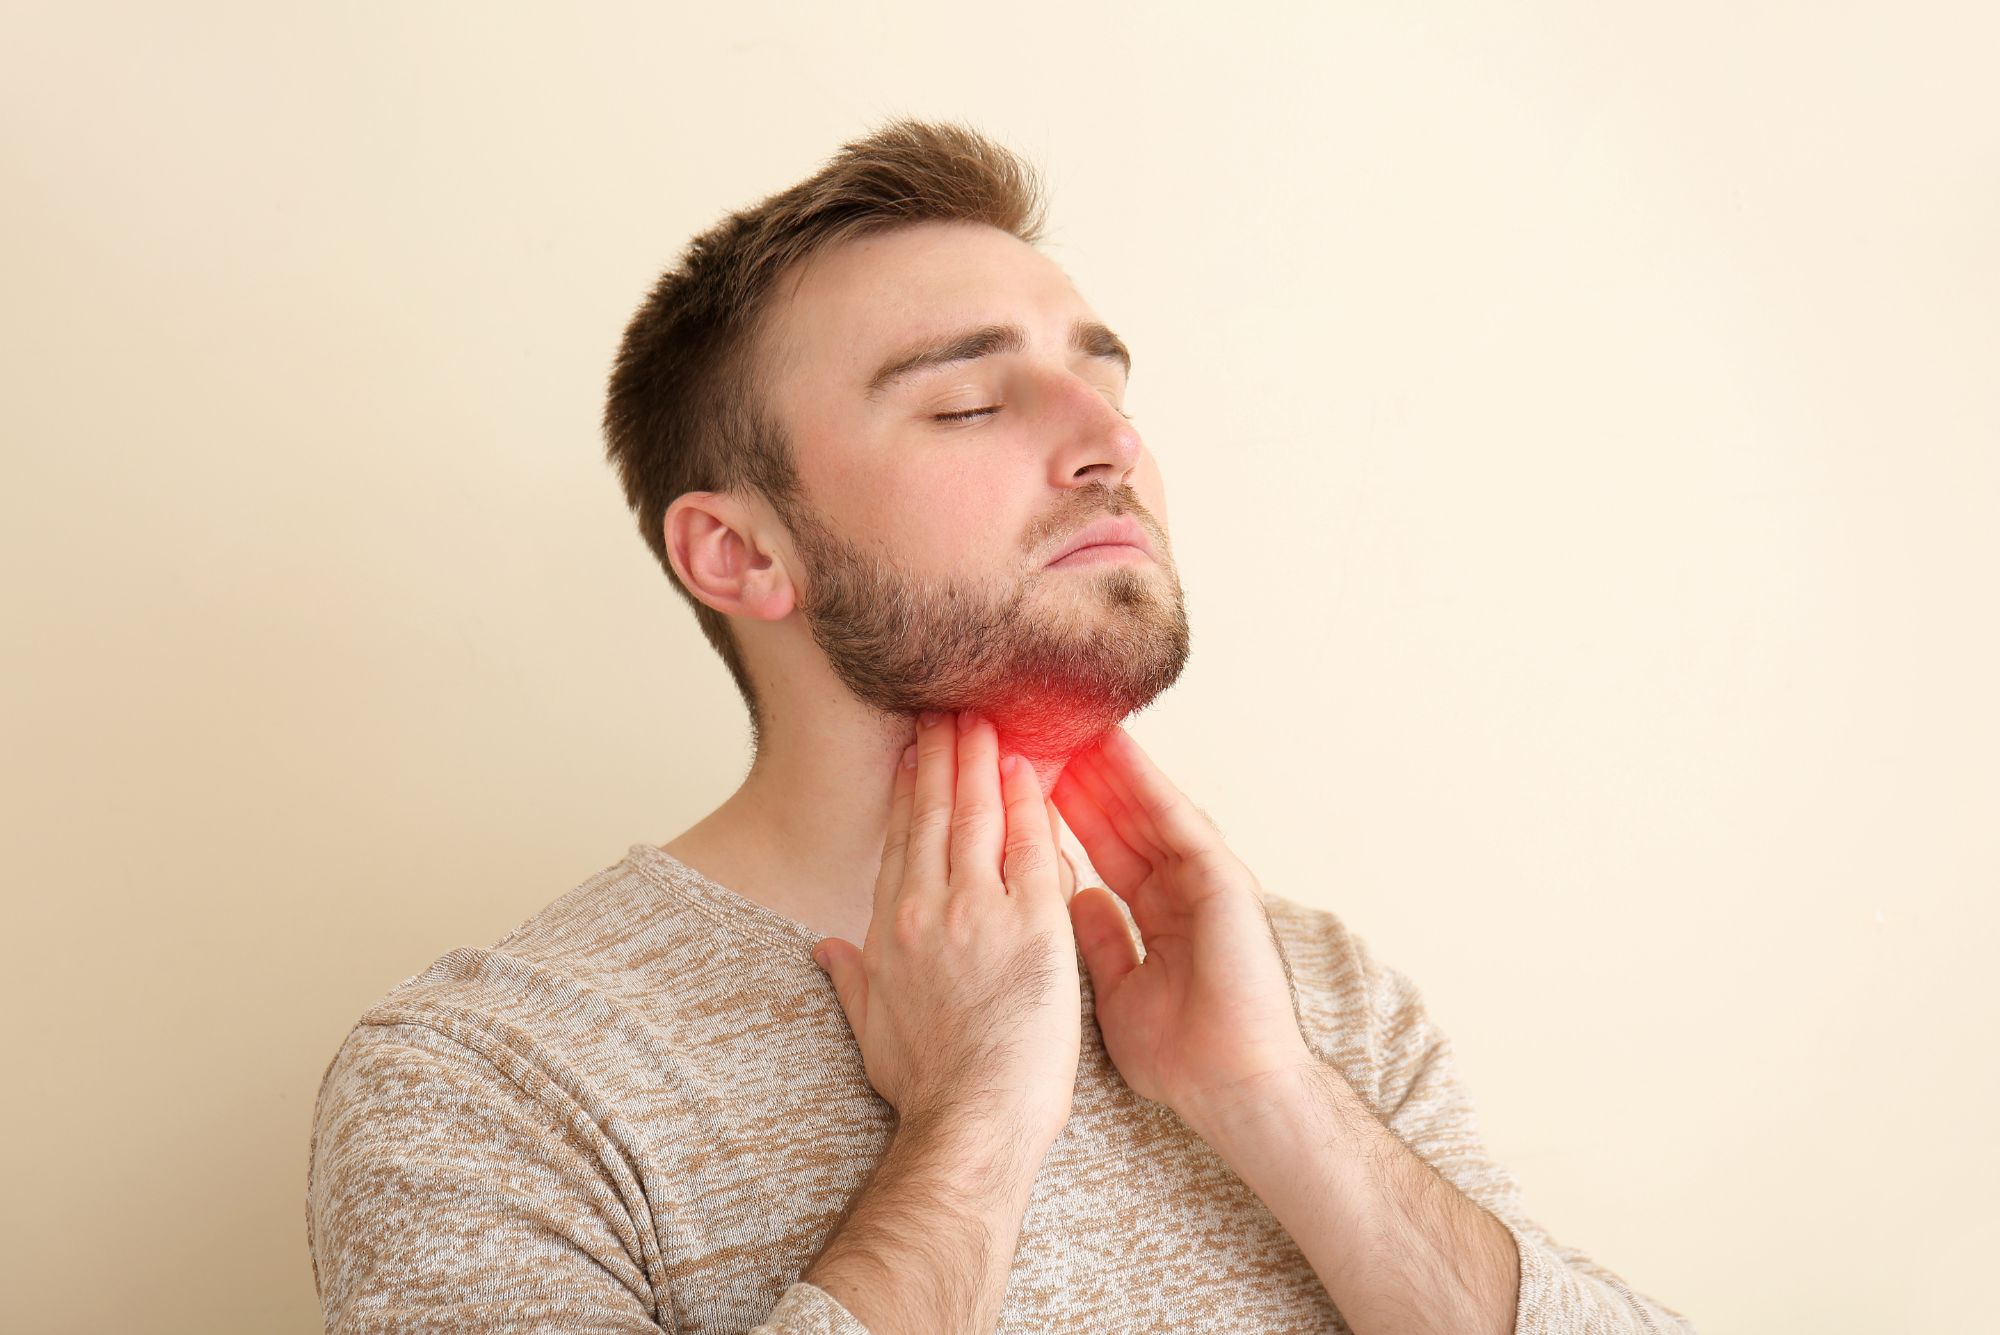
[790,483,1190,773]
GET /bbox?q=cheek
[826,457,1027,575]
[915,471,1028,572]
[1131,452,1171,531]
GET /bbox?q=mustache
[1022,482,1169,560]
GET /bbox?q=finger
[873,742,919,912]
[812,938,869,1043]
[1050,764,1153,897]
[1051,808,1077,904]
[1061,742,1152,855]
[1092,727,1225,862]
[999,752,1059,899]
[1062,739,1154,855]
[1069,885,1142,998]
[948,712,1007,887]
[902,711,958,896]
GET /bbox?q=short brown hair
[603,121,1046,715]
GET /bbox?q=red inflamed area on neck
[980,693,1120,794]
[1043,515,1154,571]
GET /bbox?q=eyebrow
[1071,319,1132,376]
[865,319,1132,395]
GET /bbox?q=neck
[661,651,1079,946]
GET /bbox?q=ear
[664,491,797,622]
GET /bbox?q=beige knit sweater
[308,845,1693,1334]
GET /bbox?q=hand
[1053,727,1312,1132]
[815,710,1081,1153]
[807,712,1081,1334]
[1058,730,1522,1335]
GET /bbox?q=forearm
[803,1115,1044,1335]
[1186,1062,1519,1335]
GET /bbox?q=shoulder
[313,843,844,1161]
[312,1018,581,1168]
[342,844,819,1065]
[308,848,695,1166]
[309,1020,663,1328]
[1264,892,1422,1026]
[1263,894,1443,1114]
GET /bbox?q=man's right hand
[808,710,1081,1334]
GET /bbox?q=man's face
[758,221,1188,765]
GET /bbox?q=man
[309,122,1693,1334]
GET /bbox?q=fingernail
[811,948,828,970]
[958,709,979,733]
[920,711,941,729]
[1000,754,1020,778]
[901,744,918,769]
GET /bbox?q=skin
[661,221,1519,1335]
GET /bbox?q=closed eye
[933,404,1002,423]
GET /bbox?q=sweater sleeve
[308,1022,868,1335]
[1282,909,1697,1335]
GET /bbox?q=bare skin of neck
[662,617,1076,947]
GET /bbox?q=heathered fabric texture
[308,845,1692,1334]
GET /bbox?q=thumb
[1069,886,1142,1000]
[813,937,868,1040]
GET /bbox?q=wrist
[1178,1059,1368,1185]
[804,1108,1049,1335]
[892,1103,1058,1206]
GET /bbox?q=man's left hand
[1051,727,1313,1135]
[1053,726,1521,1335]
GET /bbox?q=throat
[981,689,1126,793]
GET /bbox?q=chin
[955,600,1190,776]
[798,511,1191,765]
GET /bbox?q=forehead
[761,221,1094,391]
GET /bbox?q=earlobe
[664,492,797,622]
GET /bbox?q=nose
[1044,373,1143,490]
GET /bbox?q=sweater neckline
[622,843,826,956]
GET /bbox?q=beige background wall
[3,2,1994,1331]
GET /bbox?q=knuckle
[1004,840,1049,882]
[939,895,974,938]
[908,807,952,845]
[938,895,1000,950]
[949,804,996,843]
[941,885,993,928]
[889,901,928,951]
